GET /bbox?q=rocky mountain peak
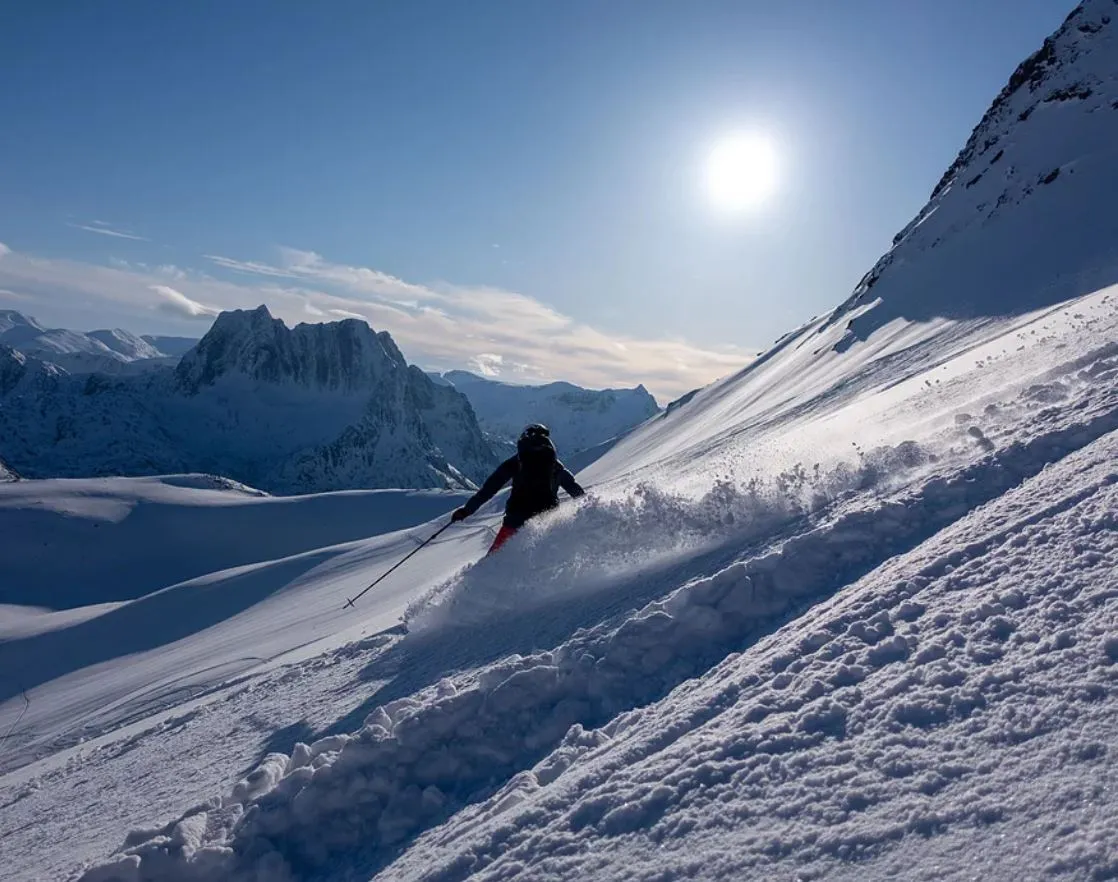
[0,310,47,346]
[176,305,407,394]
[0,343,66,396]
[823,0,1118,348]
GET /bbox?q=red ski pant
[488,524,518,554]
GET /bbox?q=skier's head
[517,423,555,458]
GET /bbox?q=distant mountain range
[0,307,662,491]
[0,306,497,493]
[429,369,660,457]
[0,310,190,375]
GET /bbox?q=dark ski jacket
[461,450,585,529]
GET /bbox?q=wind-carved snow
[0,306,498,493]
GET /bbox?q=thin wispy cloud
[205,254,293,278]
[0,244,754,399]
[207,248,431,305]
[68,221,149,241]
[151,285,219,319]
[469,353,504,377]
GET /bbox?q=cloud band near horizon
[0,242,753,401]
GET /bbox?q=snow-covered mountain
[821,0,1118,348]
[431,369,660,457]
[87,328,164,361]
[0,342,67,395]
[6,4,1118,881]
[0,310,176,375]
[0,306,498,493]
[0,309,47,344]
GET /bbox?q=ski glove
[451,507,469,522]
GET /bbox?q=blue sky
[0,0,1069,399]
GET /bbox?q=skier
[451,423,585,553]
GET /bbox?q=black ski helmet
[517,423,553,456]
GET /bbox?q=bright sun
[705,133,779,212]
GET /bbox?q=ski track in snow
[49,308,1118,882]
[385,430,1118,882]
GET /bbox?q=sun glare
[705,133,779,212]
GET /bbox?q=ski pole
[344,520,452,609]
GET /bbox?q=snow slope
[384,427,1118,882]
[0,307,498,493]
[4,4,1118,881]
[822,0,1118,343]
[0,477,476,779]
[581,0,1118,496]
[55,281,1118,882]
[0,475,471,610]
[432,370,660,457]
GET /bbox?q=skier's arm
[459,457,518,517]
[556,462,585,499]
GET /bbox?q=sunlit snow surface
[7,4,1118,875]
[0,281,1113,881]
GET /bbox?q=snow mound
[154,474,269,496]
